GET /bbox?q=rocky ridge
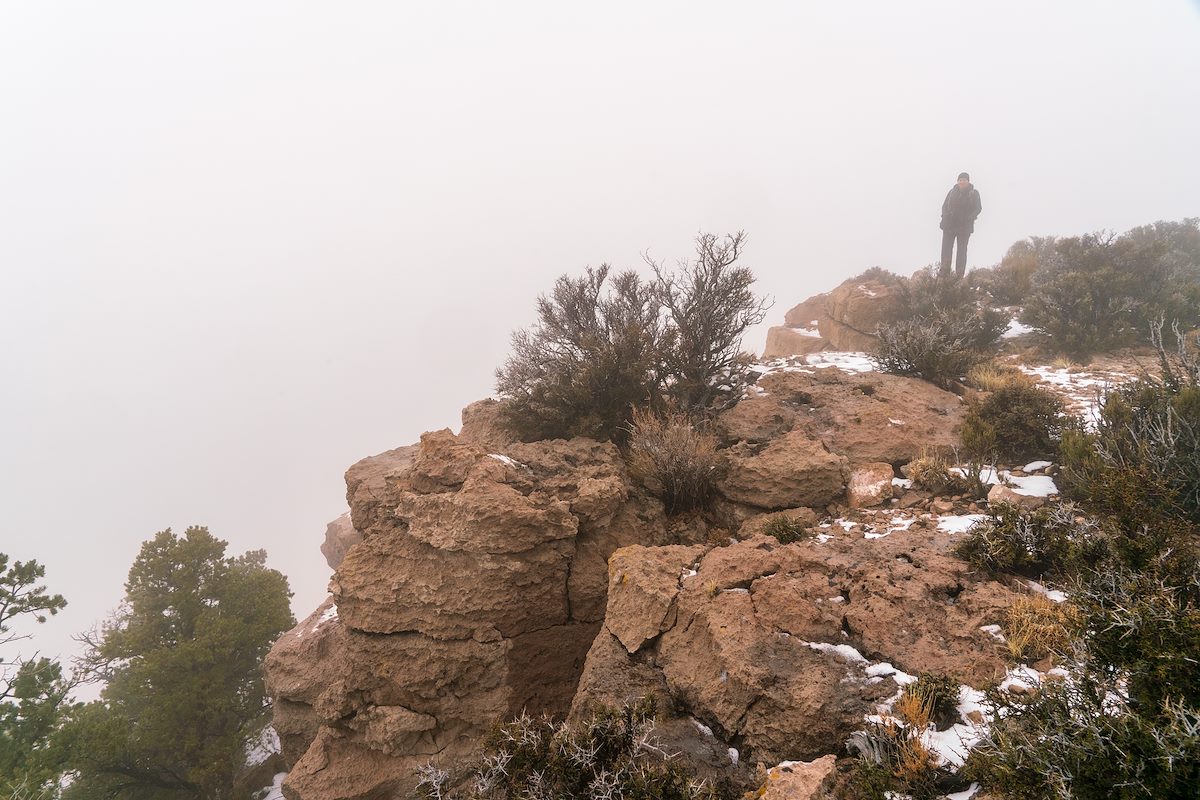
[262,294,1115,800]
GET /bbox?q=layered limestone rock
[265,424,696,800]
[571,530,1022,766]
[764,275,908,357]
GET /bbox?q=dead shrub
[625,406,725,514]
[904,453,969,495]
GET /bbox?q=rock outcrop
[571,529,1021,766]
[721,368,964,467]
[764,276,907,357]
[266,427,700,800]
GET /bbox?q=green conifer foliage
[62,527,294,800]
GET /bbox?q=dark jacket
[940,183,982,233]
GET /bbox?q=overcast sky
[1,1,1198,676]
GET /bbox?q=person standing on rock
[939,171,982,279]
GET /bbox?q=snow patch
[805,641,868,664]
[936,514,987,534]
[1023,460,1053,472]
[254,773,286,800]
[691,718,714,737]
[1006,474,1058,497]
[488,453,526,469]
[245,725,281,767]
[1001,319,1034,339]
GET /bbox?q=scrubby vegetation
[970,236,1058,306]
[873,267,1007,388]
[960,379,1066,462]
[625,406,725,515]
[903,453,968,496]
[1016,219,1200,359]
[843,718,951,800]
[952,502,1103,579]
[496,232,769,442]
[762,515,812,544]
[416,699,732,800]
[962,327,1200,799]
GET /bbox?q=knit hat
[958,172,970,181]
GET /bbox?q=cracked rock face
[265,427,694,800]
[572,530,1021,765]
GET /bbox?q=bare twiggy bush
[625,406,724,515]
[647,231,771,413]
[496,233,769,442]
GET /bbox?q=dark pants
[941,229,971,279]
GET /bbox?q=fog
[1,1,1197,674]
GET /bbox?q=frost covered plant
[845,719,949,800]
[426,698,727,800]
[873,312,981,389]
[952,502,1103,579]
[965,561,1200,799]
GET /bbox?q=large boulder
[571,530,1022,765]
[719,431,850,510]
[319,512,359,570]
[818,278,906,351]
[266,425,696,800]
[772,276,908,356]
[763,326,829,359]
[721,369,964,466]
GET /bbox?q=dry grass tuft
[894,690,934,731]
[966,361,1034,392]
[1005,593,1079,661]
[625,405,724,515]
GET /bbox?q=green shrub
[1020,220,1200,359]
[762,516,812,544]
[496,265,666,442]
[965,565,1200,800]
[898,267,1010,350]
[625,406,725,514]
[418,699,731,800]
[960,381,1066,462]
[1060,323,1200,572]
[964,681,1200,800]
[969,236,1058,306]
[952,503,1104,579]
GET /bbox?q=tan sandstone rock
[758,755,838,800]
[988,483,1048,510]
[763,326,829,359]
[755,370,964,464]
[847,462,896,508]
[572,531,1022,764]
[267,423,695,800]
[720,431,850,510]
[319,511,360,570]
